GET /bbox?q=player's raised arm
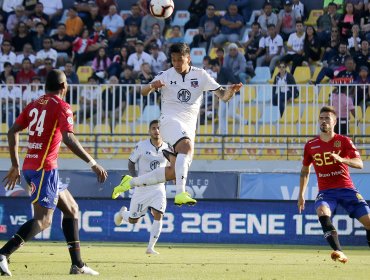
[141,80,165,96]
[62,132,108,183]
[298,165,310,213]
[330,153,363,169]
[213,82,243,102]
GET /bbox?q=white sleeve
[57,0,63,9]
[259,37,265,48]
[151,70,166,83]
[277,35,284,47]
[202,69,221,91]
[287,34,294,47]
[129,142,141,163]
[127,54,134,67]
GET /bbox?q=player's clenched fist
[150,80,165,90]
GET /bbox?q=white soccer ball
[150,0,174,19]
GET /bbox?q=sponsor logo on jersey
[177,89,191,102]
[334,141,341,148]
[41,197,50,203]
[190,79,199,88]
[150,160,160,170]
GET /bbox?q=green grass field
[2,242,370,279]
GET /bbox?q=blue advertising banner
[0,198,368,245]
[240,173,370,200]
[0,171,238,199]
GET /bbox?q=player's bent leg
[146,210,163,255]
[114,206,128,226]
[0,254,11,276]
[357,214,370,248]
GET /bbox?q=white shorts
[159,116,195,147]
[129,187,167,219]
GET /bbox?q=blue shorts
[314,188,370,219]
[23,169,67,209]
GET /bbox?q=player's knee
[38,217,52,230]
[128,218,139,224]
[63,202,79,219]
[165,166,176,180]
[316,206,331,217]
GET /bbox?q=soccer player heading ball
[298,106,370,263]
[112,43,242,205]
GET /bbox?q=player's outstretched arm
[2,123,23,190]
[298,165,310,214]
[330,153,363,169]
[141,80,165,96]
[62,132,108,183]
[214,83,243,102]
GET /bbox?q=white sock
[175,153,191,194]
[121,210,130,222]
[130,167,166,187]
[148,219,162,250]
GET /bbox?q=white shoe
[146,248,159,255]
[0,254,12,276]
[331,251,348,264]
[70,264,99,275]
[114,206,127,226]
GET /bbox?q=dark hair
[96,47,108,69]
[216,47,224,53]
[169,43,190,56]
[149,120,159,128]
[252,22,261,28]
[328,2,337,8]
[263,2,272,9]
[267,23,276,29]
[207,3,216,9]
[45,70,66,92]
[22,57,31,63]
[57,23,66,28]
[296,20,303,25]
[320,106,337,116]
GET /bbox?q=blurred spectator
[27,2,49,31]
[265,0,284,13]
[65,7,84,37]
[143,23,164,51]
[78,75,100,120]
[140,12,165,38]
[22,76,44,104]
[6,5,28,36]
[190,3,220,52]
[281,21,305,73]
[124,3,143,33]
[119,66,135,85]
[331,86,355,135]
[0,23,12,45]
[127,40,152,75]
[38,0,63,28]
[257,2,278,35]
[228,0,253,22]
[336,56,358,81]
[101,75,126,123]
[314,42,349,84]
[256,24,284,72]
[323,0,343,11]
[72,28,103,68]
[347,24,362,55]
[11,21,32,54]
[137,62,153,84]
[317,2,340,44]
[184,0,208,31]
[203,56,216,77]
[276,0,301,41]
[0,40,16,72]
[2,0,23,20]
[36,37,58,68]
[1,75,22,126]
[0,62,16,84]
[199,91,217,125]
[31,22,46,52]
[164,25,184,51]
[84,5,102,31]
[137,0,149,16]
[74,0,93,21]
[292,0,305,20]
[52,23,74,66]
[213,47,225,66]
[64,60,79,84]
[149,43,167,75]
[96,0,117,17]
[102,4,124,49]
[212,4,244,47]
[15,57,36,84]
[354,40,370,71]
[338,2,360,40]
[361,2,370,41]
[347,0,365,12]
[242,22,264,69]
[92,47,112,76]
[321,26,341,63]
[125,22,145,49]
[15,43,36,69]
[353,65,370,106]
[302,26,321,65]
[37,57,54,82]
[224,43,249,84]
[272,61,298,116]
[108,45,130,77]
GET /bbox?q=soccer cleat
[70,264,99,275]
[331,251,348,264]
[112,175,132,199]
[146,248,159,255]
[174,192,197,206]
[0,254,12,277]
[114,206,127,226]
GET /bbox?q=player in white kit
[112,43,242,205]
[114,120,168,254]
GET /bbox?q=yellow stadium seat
[287,147,303,160]
[298,86,315,103]
[257,125,277,143]
[243,86,256,103]
[197,125,214,143]
[224,145,241,160]
[300,124,318,136]
[122,105,141,122]
[112,147,132,159]
[97,147,116,159]
[318,85,334,103]
[349,106,363,123]
[197,148,221,160]
[279,106,300,124]
[257,148,282,160]
[59,145,74,159]
[239,145,259,160]
[243,106,261,124]
[76,66,93,84]
[301,105,319,123]
[0,146,9,158]
[165,28,172,39]
[93,124,111,142]
[113,124,133,142]
[279,125,298,143]
[239,125,256,142]
[364,107,370,122]
[133,123,149,141]
[362,126,370,143]
[294,66,311,84]
[74,124,93,142]
[0,123,8,142]
[304,9,324,26]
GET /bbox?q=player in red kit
[298,106,370,264]
[0,70,108,276]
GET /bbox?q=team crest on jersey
[38,98,48,105]
[150,160,160,170]
[334,141,341,148]
[190,79,199,88]
[178,89,191,102]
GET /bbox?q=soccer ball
[149,0,174,19]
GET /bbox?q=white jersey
[287,32,305,54]
[129,139,169,192]
[152,66,220,131]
